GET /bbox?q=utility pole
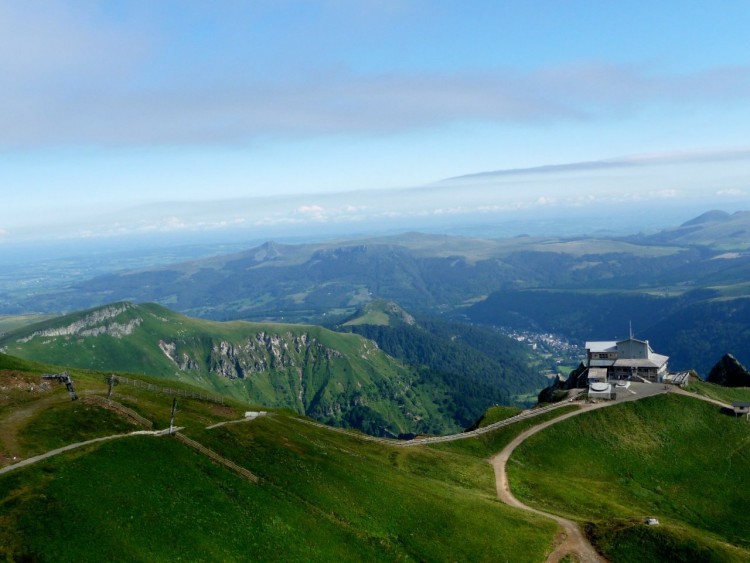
[169,398,178,434]
[106,374,118,401]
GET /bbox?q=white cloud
[3,27,750,151]
[717,188,745,196]
[345,204,368,212]
[297,205,325,214]
[296,204,327,221]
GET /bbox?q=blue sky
[2,1,750,243]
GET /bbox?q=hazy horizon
[3,2,750,246]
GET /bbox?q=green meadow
[508,393,750,561]
[5,350,750,561]
[1,354,563,562]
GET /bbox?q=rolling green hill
[4,213,750,383]
[4,353,750,560]
[631,209,750,250]
[508,393,750,561]
[0,357,561,562]
[0,303,463,437]
[5,213,750,382]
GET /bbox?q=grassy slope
[187,416,558,562]
[469,405,522,429]
[685,379,750,405]
[0,358,567,562]
[0,304,455,436]
[0,353,253,465]
[9,354,749,561]
[508,393,750,561]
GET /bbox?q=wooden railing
[84,394,154,428]
[111,375,225,404]
[174,432,259,484]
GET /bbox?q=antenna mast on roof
[629,321,633,340]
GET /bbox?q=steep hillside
[508,393,750,561]
[706,353,750,387]
[340,302,547,426]
[342,299,417,327]
[4,356,749,561]
[0,359,560,562]
[0,303,463,437]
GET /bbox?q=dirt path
[490,383,694,561]
[0,428,175,476]
[490,402,614,562]
[0,394,70,466]
[285,400,576,447]
[671,386,732,409]
[490,386,731,562]
[0,395,261,482]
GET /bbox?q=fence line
[286,399,577,447]
[174,432,259,483]
[85,395,154,429]
[112,376,225,405]
[398,401,573,446]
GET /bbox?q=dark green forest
[343,317,544,427]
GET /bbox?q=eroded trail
[0,394,70,466]
[489,384,690,561]
[490,403,612,563]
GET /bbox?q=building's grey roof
[651,353,669,367]
[586,341,617,353]
[733,402,750,408]
[589,359,615,368]
[612,355,668,369]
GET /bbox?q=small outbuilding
[588,381,614,400]
[732,402,750,419]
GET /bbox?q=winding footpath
[1,385,735,561]
[285,400,576,447]
[0,427,175,476]
[490,402,612,563]
[489,386,735,562]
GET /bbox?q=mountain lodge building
[585,337,669,383]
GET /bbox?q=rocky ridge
[16,304,142,343]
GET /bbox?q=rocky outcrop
[706,354,750,387]
[160,331,344,380]
[17,304,142,343]
[382,301,417,326]
[537,362,588,403]
[158,340,198,371]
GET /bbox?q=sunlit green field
[0,354,562,562]
[509,393,750,561]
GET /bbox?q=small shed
[588,382,614,400]
[732,402,750,419]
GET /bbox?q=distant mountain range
[2,210,750,375]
